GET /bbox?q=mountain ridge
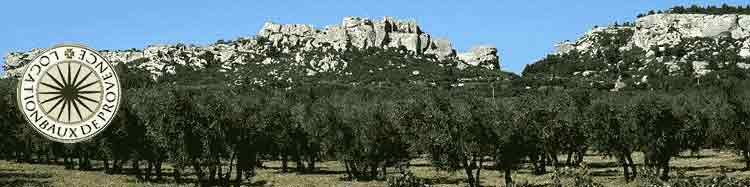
[2,16,501,79]
[524,12,750,91]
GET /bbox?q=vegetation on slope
[638,4,750,17]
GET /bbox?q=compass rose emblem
[38,61,103,124]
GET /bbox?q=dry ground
[1,149,749,187]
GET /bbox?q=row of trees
[0,46,749,187]
[638,4,750,17]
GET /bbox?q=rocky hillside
[2,16,501,81]
[525,13,750,91]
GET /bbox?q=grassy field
[1,149,749,187]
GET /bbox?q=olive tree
[586,93,638,181]
[630,92,683,180]
[422,90,496,187]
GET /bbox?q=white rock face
[256,16,467,60]
[457,46,500,69]
[3,16,500,78]
[3,48,47,78]
[553,13,750,79]
[632,14,750,50]
[100,51,144,64]
[553,26,635,55]
[557,14,750,56]
[554,41,576,55]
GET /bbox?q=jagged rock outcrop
[3,16,500,78]
[553,26,635,55]
[458,46,499,69]
[632,14,750,49]
[557,14,750,55]
[257,16,497,66]
[544,13,750,89]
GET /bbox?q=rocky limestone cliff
[556,14,750,56]
[255,16,498,69]
[544,13,750,90]
[2,16,500,78]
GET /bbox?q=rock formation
[547,13,750,88]
[632,14,750,49]
[3,16,501,78]
[557,14,750,55]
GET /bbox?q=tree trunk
[530,155,539,175]
[475,157,482,187]
[76,155,82,170]
[351,161,361,179]
[504,168,513,187]
[84,156,92,170]
[464,166,475,187]
[227,153,235,183]
[344,161,353,179]
[307,154,316,172]
[208,161,217,185]
[534,152,547,175]
[103,159,110,173]
[112,160,119,174]
[660,158,670,181]
[550,152,559,168]
[78,157,85,170]
[744,151,750,171]
[235,150,249,184]
[63,157,72,169]
[295,153,303,173]
[370,162,377,179]
[192,159,205,183]
[114,160,123,174]
[24,141,31,163]
[235,159,243,185]
[216,159,223,183]
[133,160,142,180]
[217,164,224,186]
[626,154,637,180]
[575,148,585,165]
[463,157,476,187]
[155,161,163,181]
[145,161,153,181]
[174,166,183,184]
[250,151,258,178]
[620,157,630,182]
[281,155,289,173]
[381,165,387,178]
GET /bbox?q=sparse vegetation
[638,4,750,18]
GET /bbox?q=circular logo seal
[16,44,121,143]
